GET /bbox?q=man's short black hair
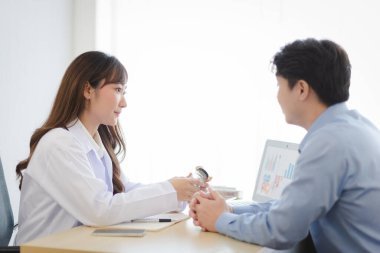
[272,38,351,106]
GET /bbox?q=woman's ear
[83,82,93,100]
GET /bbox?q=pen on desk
[132,218,172,223]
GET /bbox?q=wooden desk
[21,219,264,253]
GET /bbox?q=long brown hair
[16,51,127,194]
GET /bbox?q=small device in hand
[194,166,209,183]
[92,228,146,237]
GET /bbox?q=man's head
[272,38,351,106]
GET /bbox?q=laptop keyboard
[227,199,256,207]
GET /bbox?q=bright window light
[95,0,380,198]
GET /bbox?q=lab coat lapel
[68,120,114,193]
[86,151,113,193]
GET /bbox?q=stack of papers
[212,185,243,199]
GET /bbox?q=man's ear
[83,82,94,100]
[297,80,310,101]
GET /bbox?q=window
[96,0,380,197]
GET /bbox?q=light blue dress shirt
[216,103,380,252]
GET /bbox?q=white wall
[0,0,74,233]
[73,0,97,56]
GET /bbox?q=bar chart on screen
[258,146,299,199]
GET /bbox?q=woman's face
[87,80,127,127]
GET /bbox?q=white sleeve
[120,169,187,211]
[120,170,143,192]
[29,129,179,226]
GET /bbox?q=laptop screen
[252,139,299,202]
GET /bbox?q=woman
[15,51,202,244]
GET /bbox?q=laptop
[231,139,299,205]
[252,139,299,202]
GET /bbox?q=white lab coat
[15,120,180,245]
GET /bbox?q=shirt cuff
[215,212,240,235]
[162,180,177,193]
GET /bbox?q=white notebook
[104,212,189,231]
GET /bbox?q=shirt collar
[67,119,106,159]
[299,102,349,152]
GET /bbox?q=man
[190,38,380,253]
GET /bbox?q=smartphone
[92,228,146,237]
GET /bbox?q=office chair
[0,157,20,252]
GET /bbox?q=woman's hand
[169,176,202,202]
